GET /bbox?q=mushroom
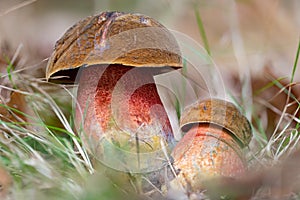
[46,11,182,172]
[171,98,252,192]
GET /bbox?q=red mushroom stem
[76,64,173,145]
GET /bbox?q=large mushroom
[46,11,182,172]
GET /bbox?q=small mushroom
[171,99,252,192]
[46,11,182,172]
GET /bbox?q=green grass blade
[5,58,17,89]
[253,76,286,96]
[292,38,300,129]
[0,103,34,121]
[194,6,211,56]
[291,37,300,83]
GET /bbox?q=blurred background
[0,0,299,78]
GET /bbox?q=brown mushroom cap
[46,11,182,82]
[180,99,252,146]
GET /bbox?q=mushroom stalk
[76,64,173,148]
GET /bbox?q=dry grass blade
[29,82,94,174]
[0,0,37,17]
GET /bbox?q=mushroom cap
[180,99,252,146]
[46,11,182,82]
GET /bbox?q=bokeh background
[0,0,299,78]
